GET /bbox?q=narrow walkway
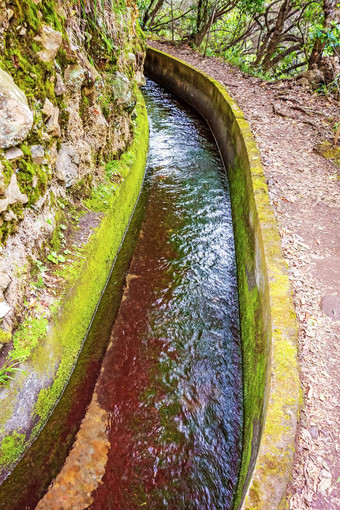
[148,40,340,509]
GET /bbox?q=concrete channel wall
[145,47,300,509]
[0,93,149,507]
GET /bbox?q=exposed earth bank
[148,39,340,510]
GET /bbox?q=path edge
[145,46,300,510]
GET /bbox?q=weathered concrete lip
[0,91,149,508]
[145,47,300,509]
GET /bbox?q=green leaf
[47,254,58,264]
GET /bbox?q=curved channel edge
[0,90,149,489]
[145,46,300,509]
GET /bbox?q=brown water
[0,79,243,510]
[89,79,243,509]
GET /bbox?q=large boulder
[0,68,33,149]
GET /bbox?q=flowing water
[89,79,243,509]
[0,79,243,510]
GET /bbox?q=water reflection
[91,79,243,509]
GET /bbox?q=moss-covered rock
[0,0,147,489]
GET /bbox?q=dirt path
[148,40,340,509]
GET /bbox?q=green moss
[40,0,65,31]
[16,159,48,205]
[0,431,25,469]
[10,315,49,362]
[13,0,41,32]
[0,330,11,345]
[1,160,13,187]
[316,141,340,167]
[32,92,148,425]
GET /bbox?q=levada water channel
[1,79,244,509]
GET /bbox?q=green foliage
[0,362,24,387]
[144,0,339,89]
[47,251,67,264]
[83,181,120,212]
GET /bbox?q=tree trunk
[308,0,334,69]
[261,0,291,70]
[145,0,166,29]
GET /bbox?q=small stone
[42,98,54,118]
[55,143,79,187]
[46,106,60,137]
[3,209,17,222]
[111,71,136,111]
[54,73,65,96]
[0,271,11,293]
[19,26,27,36]
[0,301,11,318]
[6,9,14,20]
[34,25,62,62]
[127,52,136,65]
[111,71,130,101]
[41,132,51,142]
[310,426,319,439]
[135,70,146,87]
[4,147,24,161]
[32,175,38,188]
[31,144,45,165]
[5,173,28,205]
[48,141,58,164]
[0,198,9,213]
[64,64,86,89]
[55,4,66,17]
[0,68,33,149]
[321,295,340,320]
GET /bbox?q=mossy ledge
[145,47,299,509]
[0,90,148,482]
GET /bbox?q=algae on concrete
[145,47,300,510]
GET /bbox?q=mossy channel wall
[145,47,300,509]
[0,91,148,507]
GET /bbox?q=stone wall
[0,0,145,346]
[0,0,149,490]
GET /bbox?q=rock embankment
[0,0,145,349]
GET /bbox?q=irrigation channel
[2,78,244,509]
[81,79,244,508]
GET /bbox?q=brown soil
[148,40,340,509]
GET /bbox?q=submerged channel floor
[41,79,244,509]
[89,80,243,508]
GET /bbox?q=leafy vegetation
[139,0,340,92]
[0,362,24,387]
